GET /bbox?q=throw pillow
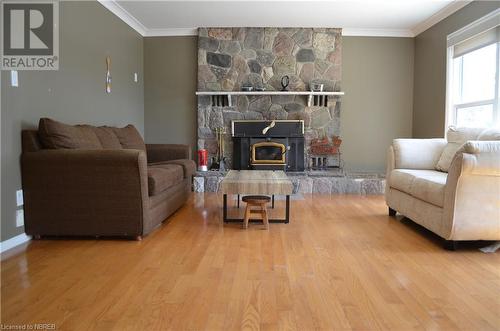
[113,125,146,151]
[435,126,483,172]
[93,126,122,149]
[38,118,102,149]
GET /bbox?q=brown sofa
[21,118,195,239]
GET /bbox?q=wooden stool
[242,195,271,229]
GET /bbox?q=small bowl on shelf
[310,83,324,92]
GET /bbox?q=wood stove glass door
[251,142,286,165]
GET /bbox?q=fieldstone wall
[197,28,342,168]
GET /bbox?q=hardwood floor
[2,193,499,331]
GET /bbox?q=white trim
[97,0,147,36]
[412,0,473,37]
[145,28,198,37]
[445,45,455,133]
[147,27,415,38]
[342,28,413,38]
[1,233,31,253]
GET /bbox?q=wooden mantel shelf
[195,91,345,96]
[196,91,344,107]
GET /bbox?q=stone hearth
[194,170,385,195]
[197,28,342,169]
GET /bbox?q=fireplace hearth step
[193,170,385,195]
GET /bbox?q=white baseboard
[1,233,31,253]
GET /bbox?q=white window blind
[447,8,500,49]
[453,26,499,58]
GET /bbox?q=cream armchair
[386,138,500,249]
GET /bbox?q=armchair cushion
[390,169,447,207]
[147,164,184,196]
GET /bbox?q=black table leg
[285,195,290,223]
[237,194,240,208]
[223,194,227,222]
[272,195,275,209]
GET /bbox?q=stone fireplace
[197,28,342,170]
[194,27,386,195]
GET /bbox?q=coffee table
[219,170,293,223]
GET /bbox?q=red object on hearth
[310,136,342,155]
[198,149,208,171]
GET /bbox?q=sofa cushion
[390,169,447,207]
[393,139,446,169]
[147,164,184,196]
[436,127,484,172]
[148,159,196,179]
[113,125,146,152]
[38,118,102,149]
[92,126,122,149]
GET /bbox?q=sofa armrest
[385,146,395,197]
[442,148,500,240]
[392,138,447,170]
[146,144,191,163]
[21,149,149,237]
[464,140,500,155]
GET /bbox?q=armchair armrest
[21,149,149,237]
[146,144,191,163]
[392,138,446,169]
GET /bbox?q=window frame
[445,9,500,133]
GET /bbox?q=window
[446,10,500,129]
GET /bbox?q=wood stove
[232,120,305,171]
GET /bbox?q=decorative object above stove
[232,120,305,171]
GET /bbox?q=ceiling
[98,0,472,37]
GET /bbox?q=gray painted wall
[1,1,144,241]
[143,37,197,156]
[413,1,499,138]
[342,36,414,172]
[143,35,414,173]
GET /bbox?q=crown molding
[342,28,414,38]
[98,0,474,39]
[98,0,147,36]
[412,0,473,36]
[145,28,198,37]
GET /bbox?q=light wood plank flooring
[2,193,499,331]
